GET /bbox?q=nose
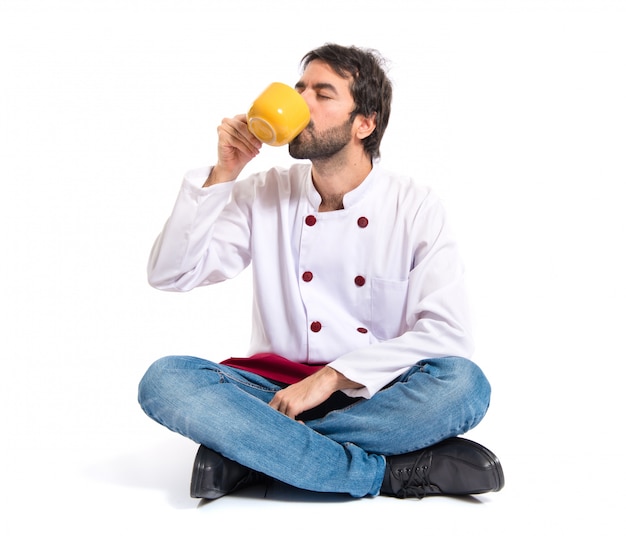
[294,91,314,128]
[297,88,316,111]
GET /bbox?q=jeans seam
[217,367,281,393]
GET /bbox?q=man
[139,44,504,500]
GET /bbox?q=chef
[139,43,504,501]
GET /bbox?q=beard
[288,118,353,161]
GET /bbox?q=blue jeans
[138,355,491,498]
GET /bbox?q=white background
[1,0,624,534]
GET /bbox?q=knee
[459,358,491,403]
[450,357,492,428]
[421,356,491,425]
[137,355,193,414]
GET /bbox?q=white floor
[3,420,622,535]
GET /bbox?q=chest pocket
[370,277,409,340]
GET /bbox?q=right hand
[204,114,262,186]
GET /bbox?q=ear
[355,113,377,140]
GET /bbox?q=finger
[269,392,296,419]
[268,392,284,413]
[219,117,262,155]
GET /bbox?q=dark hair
[301,43,392,160]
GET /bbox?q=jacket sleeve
[328,193,475,398]
[147,167,253,291]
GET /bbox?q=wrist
[202,165,238,187]
[323,366,363,391]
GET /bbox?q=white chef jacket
[148,163,474,399]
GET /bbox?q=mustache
[291,121,314,144]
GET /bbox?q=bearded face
[288,117,354,161]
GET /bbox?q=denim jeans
[138,355,491,498]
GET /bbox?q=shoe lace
[393,451,439,499]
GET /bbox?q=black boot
[190,445,268,500]
[381,437,504,499]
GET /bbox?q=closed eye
[294,81,339,100]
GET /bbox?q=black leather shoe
[190,445,268,500]
[381,437,504,499]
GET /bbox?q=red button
[357,217,369,228]
[305,215,317,226]
[310,321,322,332]
[357,327,368,334]
[354,275,366,287]
[302,271,313,282]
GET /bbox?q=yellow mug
[247,82,310,146]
